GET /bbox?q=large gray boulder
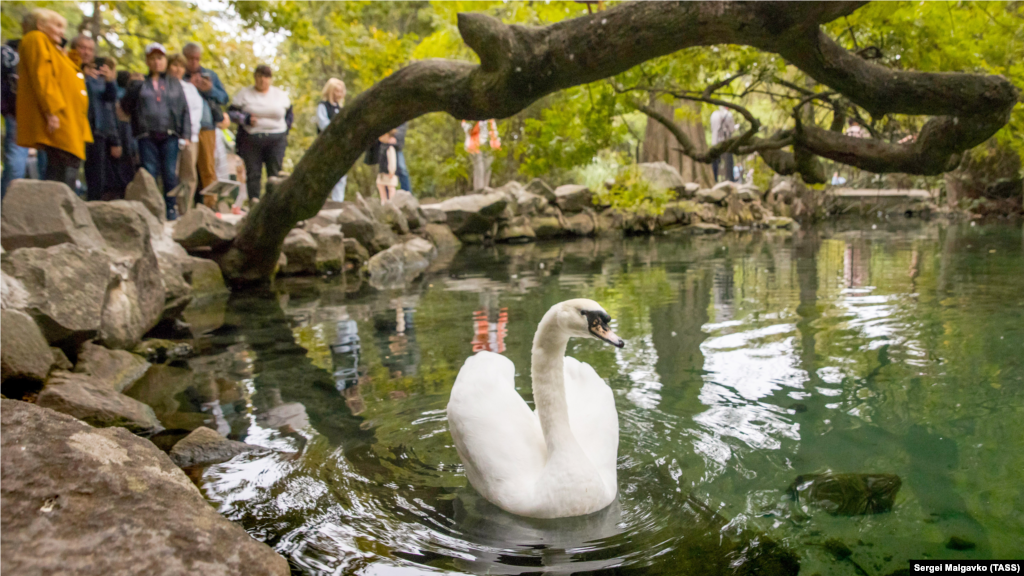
[436,191,508,235]
[403,237,437,261]
[737,183,762,202]
[36,371,160,433]
[637,162,687,195]
[73,342,150,393]
[280,228,318,275]
[1,180,107,252]
[421,204,447,223]
[513,189,548,216]
[336,201,397,254]
[183,256,228,296]
[88,201,166,349]
[532,215,565,238]
[389,190,426,229]
[564,210,597,236]
[169,426,264,468]
[697,187,728,204]
[553,184,593,213]
[497,216,536,242]
[304,208,344,229]
[343,238,370,268]
[356,193,387,223]
[171,204,237,251]
[367,240,433,289]
[124,168,167,223]
[0,309,53,386]
[422,223,461,252]
[309,224,345,273]
[381,201,410,234]
[525,178,557,204]
[1,244,112,348]
[122,201,193,318]
[1,268,30,310]
[0,400,290,576]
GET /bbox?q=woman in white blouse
[316,78,347,202]
[228,64,291,200]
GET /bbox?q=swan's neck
[531,313,574,455]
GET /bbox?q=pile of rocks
[404,162,796,246]
[1,174,288,573]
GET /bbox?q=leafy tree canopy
[3,1,1020,197]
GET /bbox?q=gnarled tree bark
[220,1,1018,285]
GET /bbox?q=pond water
[135,221,1024,575]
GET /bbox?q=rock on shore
[169,426,264,468]
[0,400,289,576]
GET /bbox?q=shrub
[593,165,674,217]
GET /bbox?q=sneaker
[165,197,179,221]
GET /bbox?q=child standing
[376,130,398,202]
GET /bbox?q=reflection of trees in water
[218,252,802,574]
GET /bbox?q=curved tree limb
[220,0,1018,285]
[775,27,1018,174]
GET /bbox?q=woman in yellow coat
[15,9,92,189]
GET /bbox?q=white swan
[447,299,624,519]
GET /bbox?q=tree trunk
[641,100,714,187]
[218,1,1017,286]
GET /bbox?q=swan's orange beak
[593,324,624,348]
[584,310,624,348]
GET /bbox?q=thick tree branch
[220,0,1018,285]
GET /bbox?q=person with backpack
[709,105,736,183]
[316,77,347,202]
[2,39,26,199]
[376,129,399,203]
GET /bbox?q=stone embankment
[0,161,794,574]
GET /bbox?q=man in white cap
[121,42,191,219]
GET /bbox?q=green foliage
[517,83,631,180]
[594,164,673,217]
[4,1,1020,199]
[833,1,1024,167]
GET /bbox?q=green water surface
[141,221,1024,575]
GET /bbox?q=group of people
[1,9,456,218]
[0,8,304,220]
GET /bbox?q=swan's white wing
[447,351,546,511]
[564,356,619,492]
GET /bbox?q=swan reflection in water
[446,490,626,574]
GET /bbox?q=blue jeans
[138,136,179,217]
[2,114,28,199]
[396,150,411,192]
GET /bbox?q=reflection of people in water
[471,307,508,353]
[373,303,419,378]
[330,318,361,390]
